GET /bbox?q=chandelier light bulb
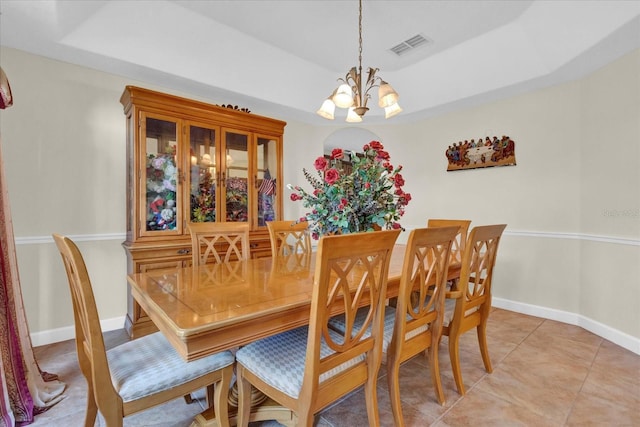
[378,81,399,108]
[332,83,355,108]
[346,107,363,123]
[317,97,336,120]
[384,102,403,119]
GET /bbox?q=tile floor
[30,308,640,426]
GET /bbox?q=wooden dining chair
[385,226,457,423]
[235,229,401,427]
[266,220,312,258]
[52,234,235,427]
[187,222,250,265]
[441,223,507,395]
[328,227,458,425]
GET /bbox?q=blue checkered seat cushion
[107,331,235,402]
[328,306,432,363]
[235,326,365,399]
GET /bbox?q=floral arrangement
[226,177,249,221]
[191,168,216,222]
[288,141,411,239]
[146,153,177,230]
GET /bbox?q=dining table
[126,243,461,426]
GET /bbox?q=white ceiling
[1,0,639,125]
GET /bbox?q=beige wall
[1,46,638,352]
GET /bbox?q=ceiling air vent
[390,34,431,56]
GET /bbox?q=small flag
[258,169,275,195]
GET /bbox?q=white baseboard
[493,298,640,355]
[30,303,640,357]
[30,316,126,348]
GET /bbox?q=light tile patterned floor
[30,308,640,426]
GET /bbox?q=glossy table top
[127,244,460,361]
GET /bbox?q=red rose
[394,173,405,187]
[364,182,371,189]
[369,141,384,150]
[363,144,370,151]
[392,222,402,229]
[290,193,302,201]
[314,156,328,171]
[324,168,340,185]
[313,188,323,196]
[330,148,344,160]
[376,150,390,161]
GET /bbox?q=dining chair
[266,220,312,258]
[187,222,250,265]
[441,223,507,395]
[385,226,457,423]
[235,229,401,427]
[328,227,458,425]
[52,234,235,427]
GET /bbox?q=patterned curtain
[0,68,65,426]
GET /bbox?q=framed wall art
[446,135,516,171]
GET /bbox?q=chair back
[427,219,471,265]
[304,229,400,412]
[266,220,311,258]
[449,224,506,332]
[188,222,250,265]
[52,234,119,409]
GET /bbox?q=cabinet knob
[177,249,191,255]
[250,243,259,249]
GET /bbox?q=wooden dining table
[126,243,461,426]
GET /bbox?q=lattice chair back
[427,219,471,265]
[188,222,250,265]
[267,220,312,258]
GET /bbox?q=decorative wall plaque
[446,136,516,171]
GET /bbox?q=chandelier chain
[358,0,363,74]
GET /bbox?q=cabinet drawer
[129,246,192,262]
[139,259,186,273]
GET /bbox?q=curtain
[0,68,65,426]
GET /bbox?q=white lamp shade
[384,103,403,119]
[332,83,354,108]
[378,81,399,108]
[346,107,363,123]
[317,98,336,120]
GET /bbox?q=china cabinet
[121,86,286,338]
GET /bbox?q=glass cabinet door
[188,124,218,223]
[142,114,180,234]
[256,136,279,227]
[223,130,249,222]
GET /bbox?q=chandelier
[316,0,401,122]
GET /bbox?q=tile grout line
[431,315,546,425]
[560,337,604,426]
